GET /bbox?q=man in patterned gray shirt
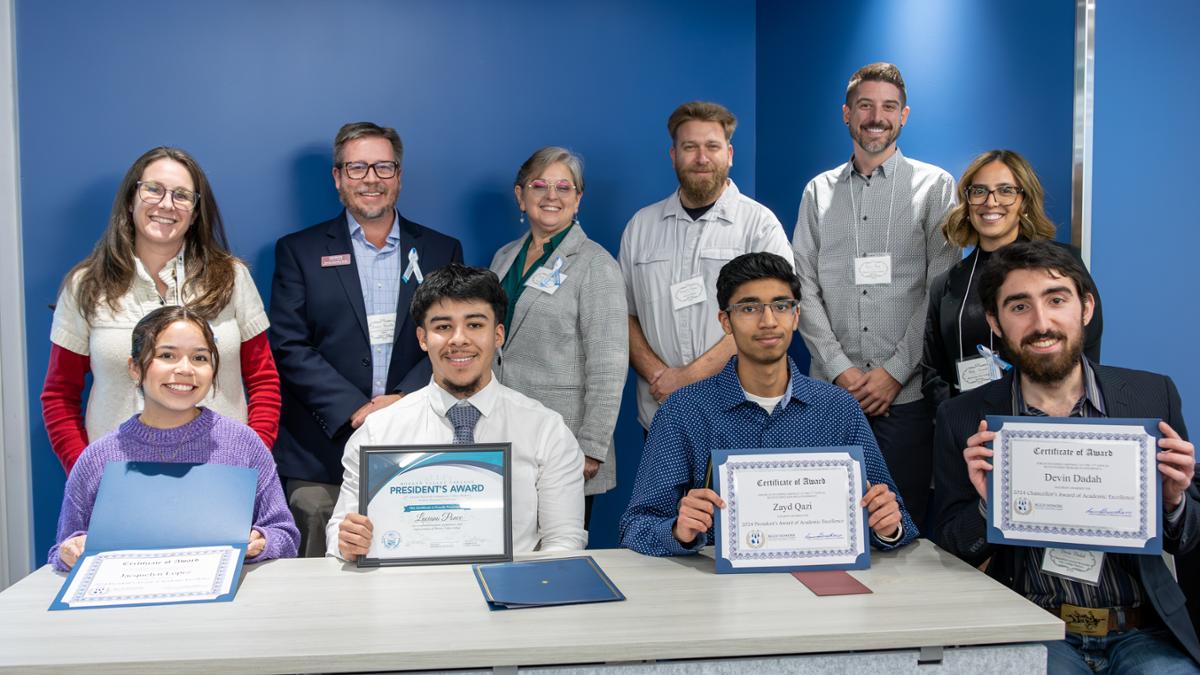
[791,63,960,527]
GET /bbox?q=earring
[572,213,580,226]
[519,212,526,225]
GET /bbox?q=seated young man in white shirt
[327,263,586,560]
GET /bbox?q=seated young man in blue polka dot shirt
[618,252,918,556]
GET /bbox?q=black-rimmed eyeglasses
[965,184,1023,206]
[338,161,400,180]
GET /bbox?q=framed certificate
[357,444,513,567]
[986,416,1163,555]
[712,446,869,574]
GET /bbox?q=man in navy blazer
[269,122,463,556]
[933,241,1199,670]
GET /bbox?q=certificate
[57,546,240,609]
[712,446,868,574]
[358,444,513,567]
[986,416,1163,554]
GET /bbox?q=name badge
[367,313,396,346]
[1041,548,1104,586]
[525,267,567,295]
[955,356,1002,392]
[321,254,352,268]
[670,276,707,311]
[853,254,892,285]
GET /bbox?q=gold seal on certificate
[712,446,869,573]
[357,444,513,567]
[985,416,1163,554]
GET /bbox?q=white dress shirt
[325,376,586,558]
[619,179,793,428]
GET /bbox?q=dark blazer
[268,212,463,484]
[932,363,1200,663]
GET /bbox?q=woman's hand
[247,529,266,558]
[59,535,87,570]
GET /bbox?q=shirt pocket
[699,247,740,283]
[633,249,673,307]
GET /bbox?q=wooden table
[0,540,1062,673]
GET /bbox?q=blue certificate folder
[472,556,625,610]
[49,461,257,611]
[985,416,1164,555]
[711,446,870,574]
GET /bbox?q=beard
[1003,328,1084,385]
[849,121,902,155]
[675,162,728,206]
[338,181,396,222]
[442,375,483,398]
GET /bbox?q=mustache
[1021,331,1067,347]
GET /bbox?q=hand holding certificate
[984,416,1167,554]
[711,447,871,573]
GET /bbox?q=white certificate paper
[60,546,240,609]
[714,448,867,572]
[988,417,1161,554]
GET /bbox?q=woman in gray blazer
[490,147,628,530]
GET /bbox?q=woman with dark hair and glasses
[489,147,627,528]
[921,149,1103,408]
[42,147,280,473]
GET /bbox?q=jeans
[1044,625,1199,674]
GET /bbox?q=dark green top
[501,224,574,332]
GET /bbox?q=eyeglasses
[724,299,800,318]
[338,161,400,180]
[137,181,199,211]
[525,179,577,197]
[965,184,1024,206]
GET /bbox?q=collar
[347,209,401,247]
[664,179,741,224]
[839,147,904,181]
[427,374,500,419]
[1010,358,1107,416]
[715,355,814,412]
[133,243,187,293]
[523,222,575,258]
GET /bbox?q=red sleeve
[41,344,90,473]
[240,331,281,450]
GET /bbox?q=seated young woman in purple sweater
[49,306,298,571]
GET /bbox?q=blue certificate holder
[986,416,1163,555]
[712,446,869,574]
[472,556,625,610]
[358,444,513,567]
[49,461,257,611]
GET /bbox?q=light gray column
[1071,0,1096,266]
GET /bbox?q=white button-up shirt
[325,376,586,557]
[619,180,793,428]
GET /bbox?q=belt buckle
[1061,603,1109,637]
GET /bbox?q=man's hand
[583,457,601,481]
[59,534,87,570]
[1157,421,1196,511]
[847,368,902,416]
[964,420,996,502]
[338,512,374,561]
[650,367,692,403]
[861,482,902,539]
[834,366,866,391]
[247,529,266,558]
[350,393,405,429]
[672,488,725,545]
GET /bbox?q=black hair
[410,263,508,326]
[716,252,802,310]
[978,240,1096,316]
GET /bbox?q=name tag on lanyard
[854,254,892,285]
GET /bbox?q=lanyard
[956,248,993,361]
[848,165,898,258]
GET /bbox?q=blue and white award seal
[712,446,869,573]
[357,444,513,567]
[985,416,1163,555]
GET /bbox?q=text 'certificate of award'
[358,444,513,567]
[712,446,868,574]
[58,546,240,609]
[986,416,1163,554]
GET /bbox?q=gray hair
[333,122,404,167]
[514,146,584,199]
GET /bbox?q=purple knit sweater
[48,408,299,571]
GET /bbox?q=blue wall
[1090,2,1198,417]
[755,0,1076,372]
[17,0,759,557]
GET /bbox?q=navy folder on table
[49,461,257,611]
[472,556,625,610]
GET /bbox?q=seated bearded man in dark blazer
[932,240,1199,672]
